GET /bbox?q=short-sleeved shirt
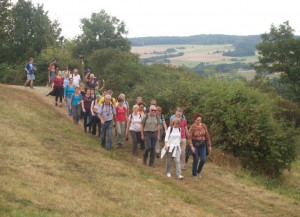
[129,113,142,132]
[25,63,35,74]
[71,94,82,106]
[116,106,127,122]
[99,103,116,122]
[170,115,188,139]
[53,76,64,87]
[72,74,81,87]
[64,85,75,99]
[82,96,93,110]
[142,113,159,132]
[189,123,208,141]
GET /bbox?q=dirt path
[9,85,300,217]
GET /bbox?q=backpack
[169,126,181,139]
[143,113,160,127]
[130,113,142,122]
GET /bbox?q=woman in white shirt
[126,104,142,156]
[164,118,183,179]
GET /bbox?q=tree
[9,0,61,62]
[73,10,131,57]
[255,21,300,102]
[0,0,12,62]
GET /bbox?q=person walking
[115,98,128,148]
[64,78,75,116]
[70,86,82,124]
[170,107,189,169]
[155,106,168,157]
[188,113,212,179]
[90,95,102,137]
[52,71,64,107]
[98,95,116,151]
[141,105,160,167]
[164,118,184,180]
[24,57,36,88]
[81,88,93,133]
[126,105,142,156]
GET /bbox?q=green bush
[0,63,24,84]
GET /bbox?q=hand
[191,146,196,154]
[208,146,212,152]
[82,109,86,113]
[101,120,105,125]
[141,134,144,141]
[113,122,116,127]
[102,79,105,83]
[164,145,168,151]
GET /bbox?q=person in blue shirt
[24,57,36,88]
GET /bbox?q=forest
[1,0,300,178]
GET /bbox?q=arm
[91,101,95,116]
[141,118,145,141]
[125,115,131,136]
[81,98,86,113]
[100,79,105,91]
[162,121,167,132]
[84,72,90,82]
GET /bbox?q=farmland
[131,44,258,68]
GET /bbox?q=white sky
[13,0,300,39]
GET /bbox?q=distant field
[131,44,258,67]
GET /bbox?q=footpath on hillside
[9,85,300,217]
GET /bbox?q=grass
[1,84,300,217]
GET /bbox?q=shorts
[27,74,35,80]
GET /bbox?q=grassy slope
[0,85,299,217]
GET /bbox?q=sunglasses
[150,110,157,112]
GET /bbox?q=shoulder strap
[143,113,149,126]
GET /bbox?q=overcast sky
[13,0,300,39]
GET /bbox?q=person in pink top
[115,98,128,148]
[51,71,64,107]
[169,107,189,169]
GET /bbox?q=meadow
[0,84,299,217]
[131,44,258,68]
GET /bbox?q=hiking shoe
[166,173,171,178]
[178,175,184,180]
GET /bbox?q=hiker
[64,78,75,116]
[70,86,82,124]
[164,117,184,180]
[98,95,116,151]
[137,101,146,150]
[79,83,85,97]
[62,66,69,78]
[115,98,128,148]
[51,71,64,107]
[138,102,146,117]
[63,69,70,87]
[81,88,93,133]
[84,68,99,90]
[155,106,168,157]
[24,57,36,88]
[90,94,102,137]
[47,60,57,87]
[117,93,130,116]
[72,69,81,87]
[141,105,160,167]
[126,104,142,156]
[188,113,212,179]
[170,107,189,169]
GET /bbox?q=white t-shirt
[129,113,142,132]
[165,126,181,148]
[72,74,81,87]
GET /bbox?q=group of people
[25,58,212,180]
